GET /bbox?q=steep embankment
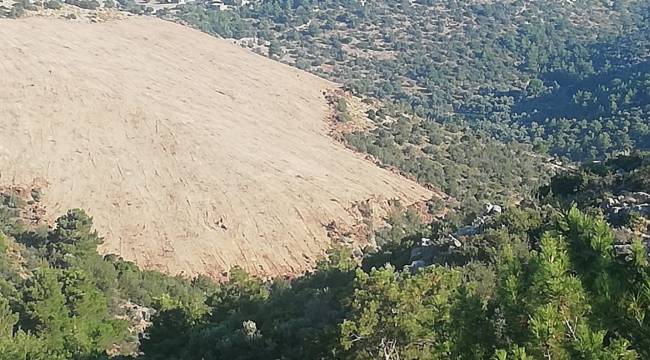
[0,17,433,278]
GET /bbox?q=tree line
[2,154,650,359]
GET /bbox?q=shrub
[45,0,62,9]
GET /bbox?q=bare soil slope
[0,17,432,277]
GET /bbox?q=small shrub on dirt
[45,0,62,9]
[335,98,348,113]
[337,112,352,123]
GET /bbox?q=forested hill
[5,0,650,215]
[2,155,650,359]
[159,0,650,161]
[513,59,650,159]
[152,0,650,212]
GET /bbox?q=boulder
[472,216,487,227]
[623,197,638,205]
[614,244,633,256]
[484,203,494,214]
[634,204,650,215]
[603,198,616,207]
[627,191,650,204]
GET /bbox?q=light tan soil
[0,17,433,278]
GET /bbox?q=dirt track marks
[0,17,433,277]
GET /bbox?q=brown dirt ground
[0,17,433,278]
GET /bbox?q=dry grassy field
[0,17,432,278]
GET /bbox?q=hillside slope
[0,17,433,278]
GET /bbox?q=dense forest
[2,154,650,359]
[160,0,650,159]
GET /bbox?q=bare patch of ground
[0,17,434,278]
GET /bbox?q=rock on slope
[0,17,432,278]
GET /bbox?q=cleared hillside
[0,17,433,278]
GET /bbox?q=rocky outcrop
[602,191,650,217]
[599,191,650,261]
[407,203,503,272]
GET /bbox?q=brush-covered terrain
[2,154,650,359]
[1,0,650,359]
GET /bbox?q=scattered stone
[623,191,650,203]
[614,244,633,257]
[408,260,426,274]
[634,204,650,215]
[483,202,503,215]
[484,203,494,214]
[420,237,432,247]
[242,320,258,338]
[449,235,462,248]
[623,196,638,205]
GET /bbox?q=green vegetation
[159,0,650,160]
[342,102,549,210]
[0,190,212,359]
[2,0,650,358]
[135,154,650,359]
[150,0,650,211]
[0,0,149,16]
[2,154,650,359]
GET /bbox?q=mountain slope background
[139,0,642,215]
[0,17,433,278]
[2,2,650,359]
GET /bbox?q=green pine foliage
[3,162,650,358]
[137,197,649,359]
[0,191,212,359]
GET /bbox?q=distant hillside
[0,17,433,278]
[148,0,650,213]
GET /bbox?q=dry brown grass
[0,17,433,278]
